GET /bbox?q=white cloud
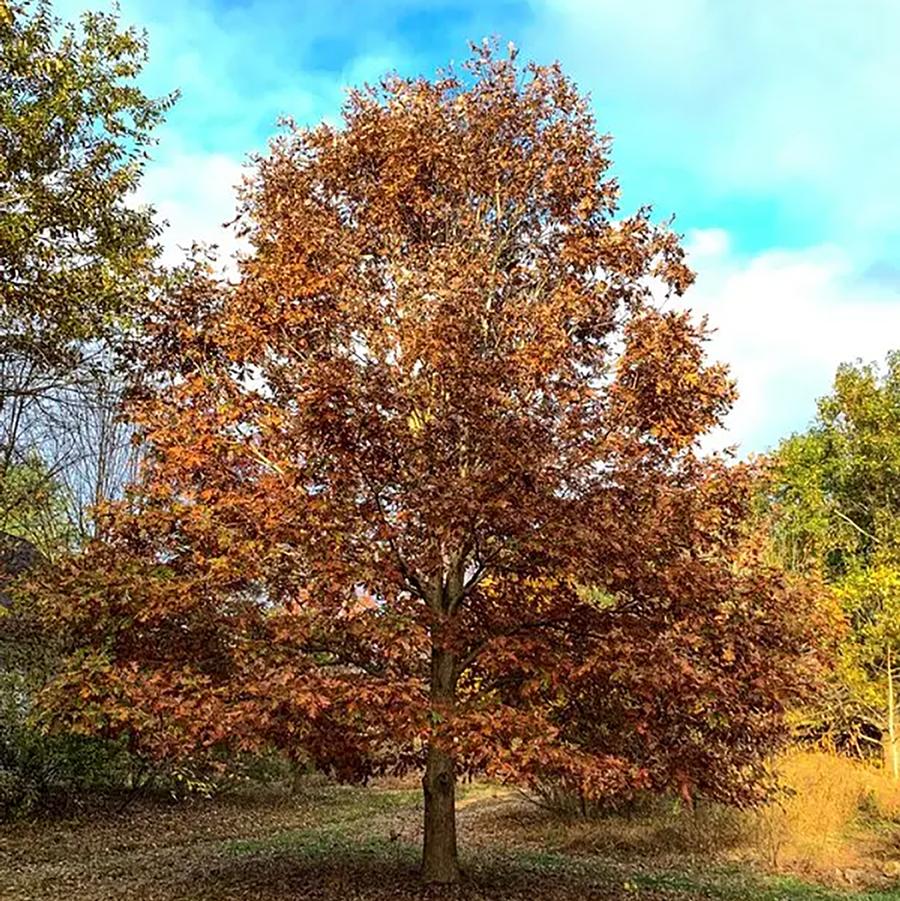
[135,137,248,271]
[684,230,900,454]
[686,228,730,259]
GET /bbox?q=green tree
[767,352,900,767]
[836,566,900,776]
[0,456,73,557]
[0,0,175,539]
[1,0,175,366]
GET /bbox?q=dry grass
[501,751,900,888]
[748,750,900,875]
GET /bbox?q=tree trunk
[423,739,459,883]
[422,644,460,884]
[888,646,899,780]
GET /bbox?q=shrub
[0,669,143,818]
[532,750,900,875]
[750,750,900,870]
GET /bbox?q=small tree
[37,46,825,882]
[836,567,900,776]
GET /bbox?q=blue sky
[60,0,900,453]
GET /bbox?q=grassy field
[4,762,900,901]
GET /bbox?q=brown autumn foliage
[32,44,830,882]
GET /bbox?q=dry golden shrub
[750,750,900,872]
[520,750,900,878]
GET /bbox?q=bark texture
[422,643,459,884]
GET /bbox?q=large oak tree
[37,46,825,883]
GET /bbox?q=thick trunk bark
[422,643,460,884]
[422,739,459,883]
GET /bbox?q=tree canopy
[0,0,174,367]
[35,45,827,883]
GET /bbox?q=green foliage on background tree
[0,0,176,369]
[766,352,900,763]
[0,456,74,556]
